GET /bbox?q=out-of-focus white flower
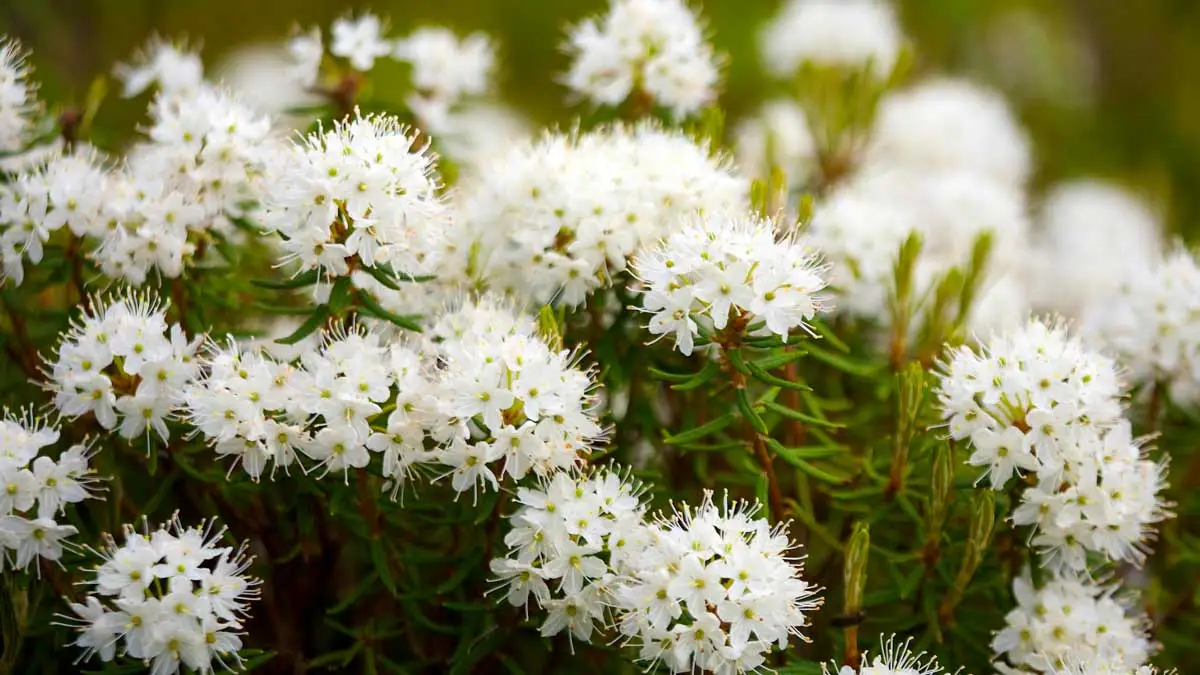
[867,78,1032,190]
[330,13,392,72]
[393,28,493,105]
[1030,181,1162,318]
[0,37,35,153]
[1083,246,1200,406]
[631,211,829,355]
[992,571,1153,674]
[286,26,324,89]
[459,123,746,306]
[114,36,204,99]
[760,0,904,78]
[734,99,816,184]
[215,43,323,115]
[563,0,720,117]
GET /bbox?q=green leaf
[735,388,768,434]
[664,413,735,446]
[751,348,809,371]
[671,360,720,391]
[356,291,423,332]
[746,360,812,391]
[361,263,404,291]
[806,343,878,376]
[766,438,845,461]
[328,571,381,615]
[370,539,397,596]
[276,305,329,345]
[781,454,850,484]
[252,268,320,290]
[648,366,695,383]
[327,276,353,314]
[760,400,844,428]
[241,650,278,671]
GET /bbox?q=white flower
[0,37,35,153]
[760,0,904,78]
[1030,181,1162,319]
[734,99,816,184]
[286,26,324,88]
[825,634,955,674]
[461,123,746,306]
[260,110,447,283]
[330,13,392,71]
[992,571,1153,674]
[563,0,720,117]
[393,27,494,105]
[1082,246,1200,407]
[631,211,828,355]
[59,516,260,675]
[0,515,77,567]
[866,78,1032,190]
[113,36,204,98]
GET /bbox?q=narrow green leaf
[761,400,843,428]
[751,348,809,371]
[252,268,320,290]
[664,413,735,445]
[370,539,397,596]
[671,360,720,391]
[276,305,329,345]
[746,361,812,391]
[356,292,423,332]
[361,263,403,291]
[328,571,380,615]
[735,388,768,434]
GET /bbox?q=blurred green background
[4,0,1200,235]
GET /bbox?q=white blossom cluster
[493,485,822,674]
[1030,181,1162,319]
[94,85,276,283]
[938,319,1169,571]
[489,469,649,642]
[1052,666,1174,675]
[613,492,823,674]
[0,148,109,284]
[993,572,1153,675]
[114,36,205,99]
[1082,247,1200,406]
[631,212,828,355]
[0,410,100,571]
[260,110,447,282]
[563,0,720,117]
[825,635,954,675]
[183,298,603,500]
[460,123,746,306]
[45,291,201,444]
[733,99,816,184]
[760,0,904,78]
[0,37,35,153]
[62,516,260,675]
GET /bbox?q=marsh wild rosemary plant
[0,1,1197,673]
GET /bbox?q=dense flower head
[460,123,746,306]
[613,491,823,674]
[938,319,1170,570]
[260,110,448,281]
[631,211,828,355]
[93,85,276,283]
[992,572,1153,675]
[0,409,100,571]
[0,148,110,285]
[114,36,205,99]
[760,0,904,78]
[733,99,816,184]
[0,37,35,153]
[1050,665,1174,675]
[808,168,1031,334]
[489,468,649,640]
[1082,247,1200,406]
[1030,181,1162,319]
[44,290,201,444]
[866,78,1032,189]
[826,634,956,674]
[563,0,720,117]
[61,516,260,675]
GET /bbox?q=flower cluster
[760,0,904,78]
[938,319,1169,570]
[62,516,260,675]
[1030,181,1162,319]
[45,292,201,444]
[632,212,828,355]
[393,27,495,130]
[490,469,648,642]
[260,110,447,282]
[0,410,99,570]
[0,148,109,284]
[0,37,34,153]
[95,85,276,283]
[825,635,954,675]
[563,0,720,117]
[1082,247,1200,406]
[866,78,1032,190]
[992,572,1153,675]
[613,492,823,674]
[184,299,604,499]
[460,123,746,306]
